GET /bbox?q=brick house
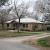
[5,17,46,31]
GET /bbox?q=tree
[0,6,12,29]
[34,0,50,21]
[13,1,29,32]
[0,0,8,6]
[34,0,44,13]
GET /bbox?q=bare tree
[34,0,44,13]
[35,0,50,22]
[0,0,8,6]
[0,7,12,29]
[13,1,29,32]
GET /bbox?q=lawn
[0,30,44,38]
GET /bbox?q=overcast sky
[1,0,37,11]
[0,0,44,21]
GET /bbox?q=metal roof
[5,17,43,24]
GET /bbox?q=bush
[37,39,49,47]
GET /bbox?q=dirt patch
[32,45,50,50]
[23,35,50,50]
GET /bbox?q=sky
[1,0,37,11]
[0,0,44,21]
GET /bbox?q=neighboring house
[45,19,50,31]
[5,17,46,31]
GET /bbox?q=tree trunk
[18,18,20,32]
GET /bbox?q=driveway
[0,40,40,50]
[0,33,50,42]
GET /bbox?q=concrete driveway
[0,40,40,50]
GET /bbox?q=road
[0,33,49,50]
[0,40,40,50]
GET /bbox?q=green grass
[0,30,43,38]
[37,39,49,47]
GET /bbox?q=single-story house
[44,19,50,31]
[4,17,46,31]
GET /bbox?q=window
[26,24,28,27]
[23,24,28,28]
[7,24,9,27]
[13,24,15,27]
[23,24,25,28]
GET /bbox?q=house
[5,17,46,31]
[45,19,50,31]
